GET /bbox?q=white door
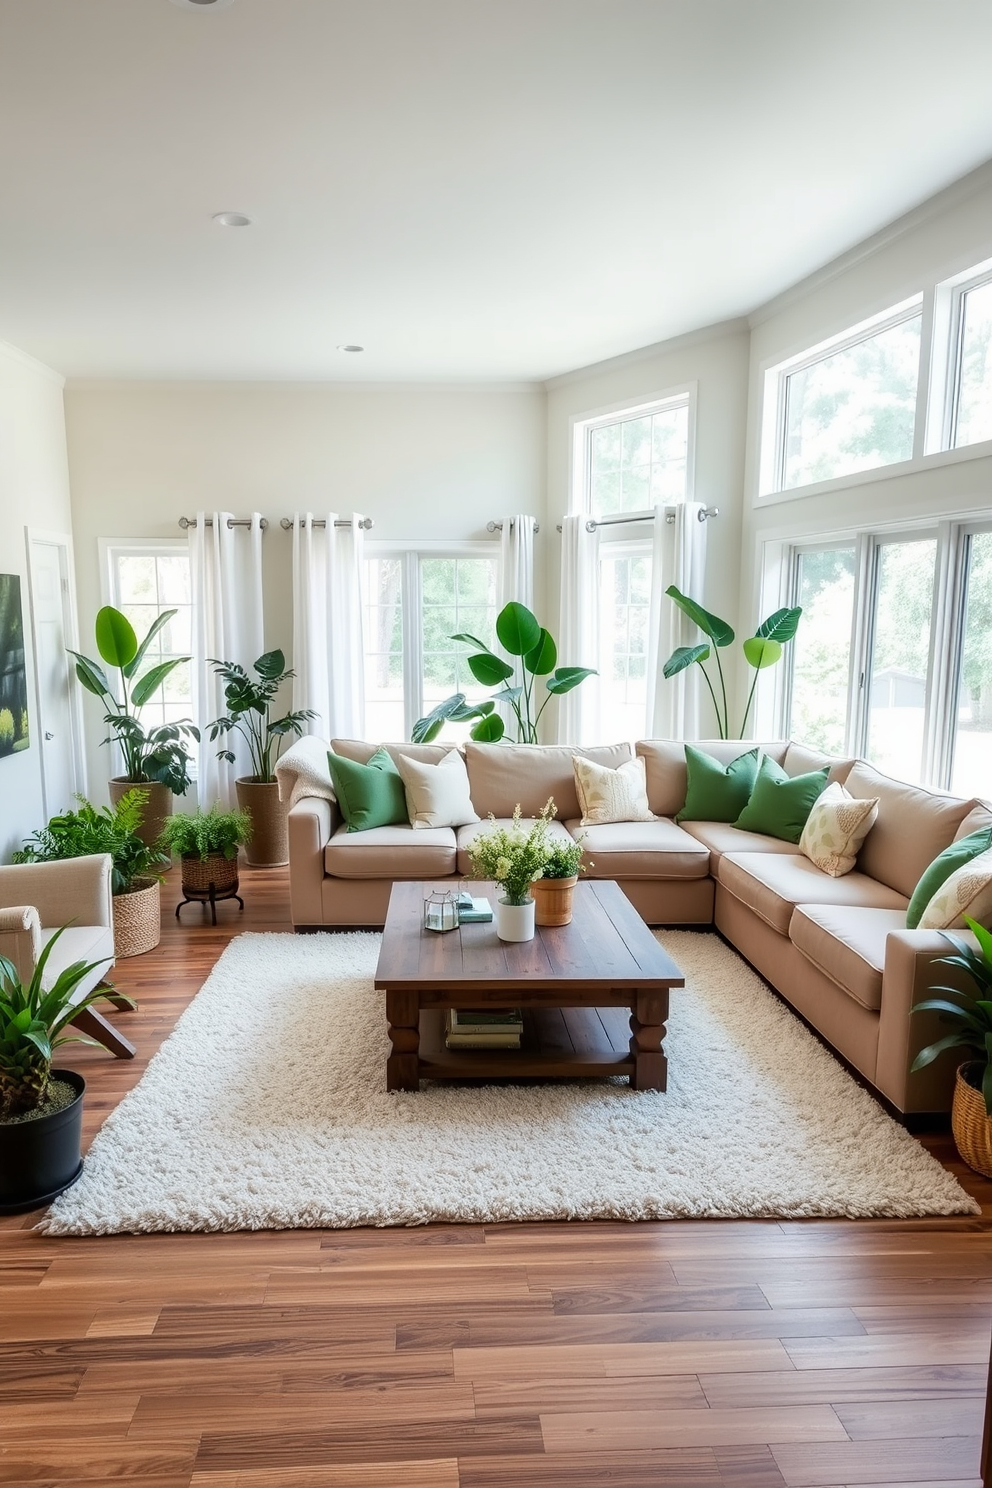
[27,535,84,817]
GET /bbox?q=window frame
[935,257,992,454]
[569,384,696,521]
[595,533,654,743]
[364,537,500,740]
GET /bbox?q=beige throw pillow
[798,781,878,878]
[573,755,655,827]
[396,749,480,831]
[918,846,992,930]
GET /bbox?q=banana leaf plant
[68,606,198,794]
[911,916,992,1115]
[412,602,596,744]
[662,586,802,740]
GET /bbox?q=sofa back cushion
[783,742,854,785]
[331,739,456,769]
[635,739,789,818]
[465,741,632,820]
[955,803,992,841]
[844,759,974,898]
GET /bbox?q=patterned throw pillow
[918,846,992,930]
[573,755,655,827]
[798,781,879,878]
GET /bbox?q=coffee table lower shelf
[415,1004,637,1083]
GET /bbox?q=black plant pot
[0,1069,85,1213]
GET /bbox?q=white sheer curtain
[189,512,265,810]
[556,514,601,745]
[646,500,708,740]
[291,513,366,741]
[499,514,536,612]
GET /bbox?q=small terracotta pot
[109,778,173,848]
[112,877,161,958]
[236,778,288,866]
[951,1061,992,1179]
[532,875,578,927]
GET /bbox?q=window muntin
[108,546,193,737]
[789,546,856,756]
[864,538,937,785]
[951,278,992,450]
[781,313,922,490]
[950,530,992,797]
[585,397,689,518]
[598,544,651,744]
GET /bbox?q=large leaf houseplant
[413,603,595,744]
[208,650,315,866]
[662,586,802,740]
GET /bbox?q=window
[951,529,992,797]
[598,545,652,744]
[788,545,856,755]
[949,274,992,450]
[580,393,690,519]
[864,537,937,784]
[363,547,500,740]
[105,543,194,738]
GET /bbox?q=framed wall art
[0,573,30,757]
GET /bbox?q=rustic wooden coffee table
[374,879,684,1093]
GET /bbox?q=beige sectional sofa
[279,735,992,1115]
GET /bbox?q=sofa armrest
[0,905,43,983]
[287,798,338,926]
[0,855,113,932]
[876,926,978,1114]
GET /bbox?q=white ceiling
[2,0,992,383]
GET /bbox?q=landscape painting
[0,573,29,757]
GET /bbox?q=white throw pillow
[918,846,992,930]
[397,749,480,831]
[573,754,655,827]
[798,781,878,879]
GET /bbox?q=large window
[784,523,992,793]
[363,547,499,740]
[598,545,652,744]
[105,543,194,737]
[949,273,992,451]
[578,392,691,520]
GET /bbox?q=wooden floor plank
[190,1466,460,1488]
[770,1435,982,1485]
[784,1331,992,1370]
[539,1404,849,1452]
[698,1363,987,1408]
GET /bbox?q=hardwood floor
[2,866,990,1487]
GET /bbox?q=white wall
[64,382,546,796]
[0,342,74,860]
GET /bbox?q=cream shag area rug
[42,930,977,1234]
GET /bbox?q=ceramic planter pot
[495,896,536,942]
[109,777,173,848]
[112,877,161,958]
[236,778,288,866]
[532,875,578,927]
[950,1061,992,1179]
[0,1069,85,1213]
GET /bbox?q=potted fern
[159,807,252,917]
[911,915,992,1177]
[14,791,168,958]
[0,928,134,1212]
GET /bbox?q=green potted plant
[911,916,992,1178]
[465,798,556,942]
[159,806,252,918]
[0,927,134,1212]
[662,587,803,739]
[68,605,198,845]
[14,791,169,959]
[412,602,596,744]
[531,834,588,928]
[207,650,314,866]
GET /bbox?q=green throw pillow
[326,748,409,833]
[734,756,829,843]
[906,826,992,929]
[675,745,760,824]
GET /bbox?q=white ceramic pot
[496,896,536,942]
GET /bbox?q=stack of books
[445,1008,523,1049]
[456,892,493,923]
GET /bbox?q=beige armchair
[0,854,134,1059]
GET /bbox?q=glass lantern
[423,887,460,933]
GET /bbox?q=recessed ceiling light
[170,0,236,10]
[338,344,364,353]
[212,211,252,228]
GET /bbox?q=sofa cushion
[844,760,974,899]
[564,818,711,880]
[455,818,575,877]
[955,803,992,841]
[798,781,879,878]
[464,741,632,821]
[573,755,654,825]
[717,851,908,935]
[678,820,801,865]
[331,739,457,769]
[783,742,854,785]
[918,845,992,930]
[734,757,829,843]
[676,744,761,824]
[637,739,788,818]
[326,747,408,831]
[324,823,456,879]
[906,825,992,927]
[396,749,480,830]
[790,905,908,1011]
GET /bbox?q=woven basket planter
[109,778,172,848]
[180,854,240,898]
[236,779,288,866]
[113,877,161,959]
[532,875,578,927]
[950,1062,992,1179]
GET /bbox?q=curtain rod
[555,505,719,534]
[178,516,268,531]
[486,519,541,534]
[279,516,375,531]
